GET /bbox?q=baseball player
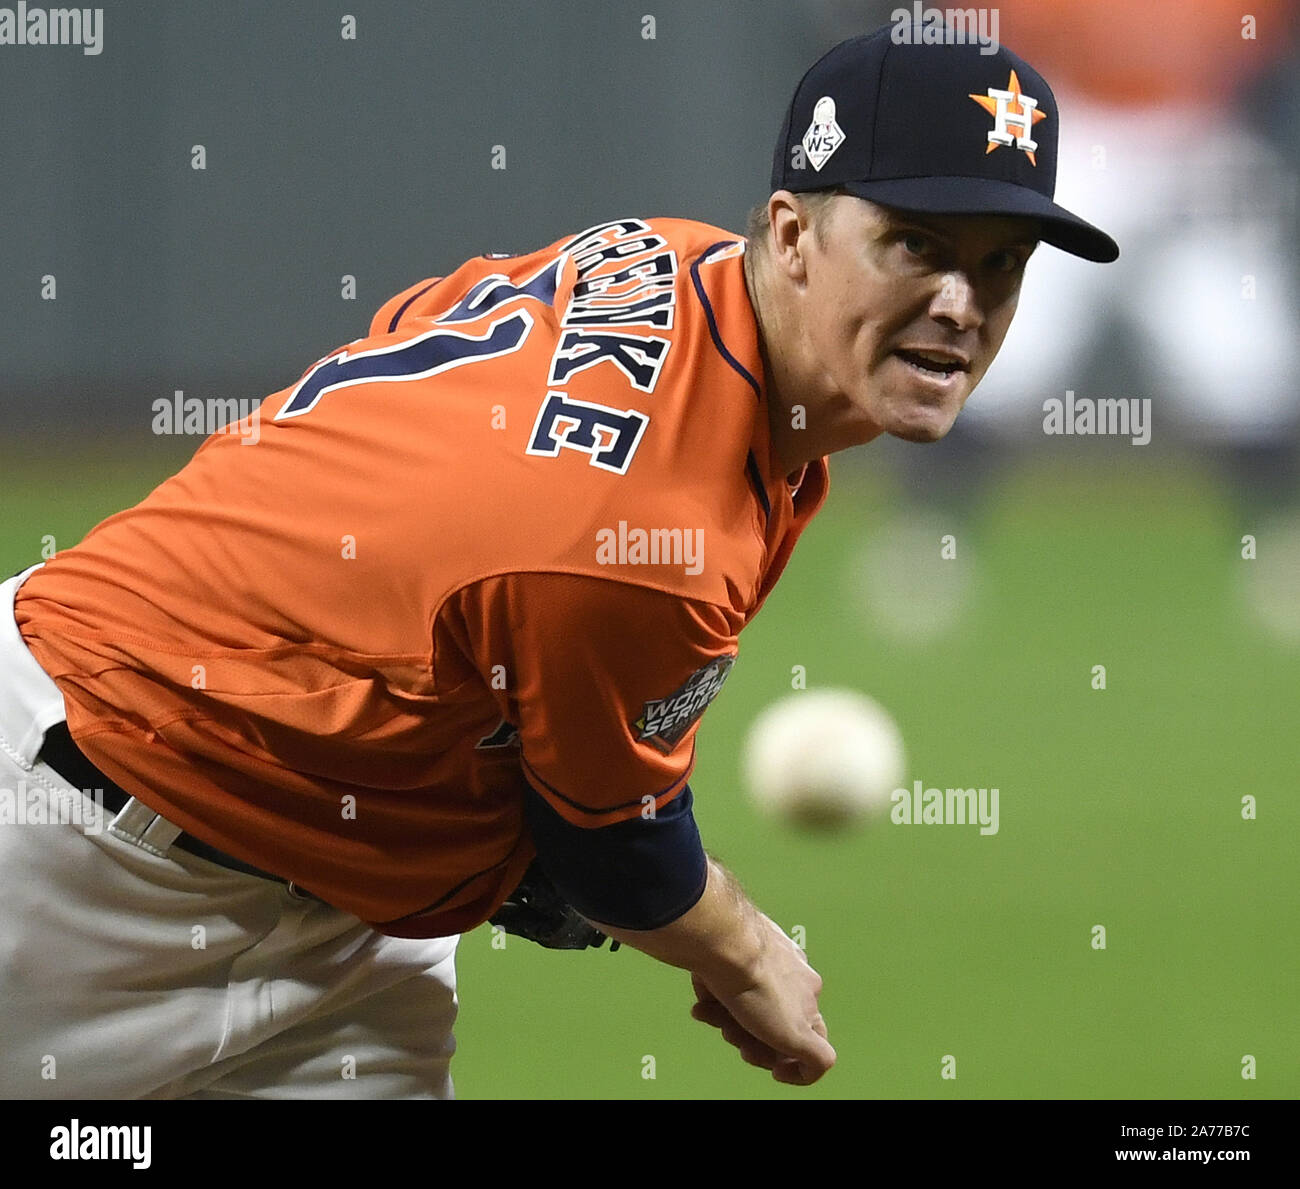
[0,24,1116,1098]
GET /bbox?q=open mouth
[893,349,967,379]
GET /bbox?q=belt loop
[109,797,183,858]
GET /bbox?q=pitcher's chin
[884,401,959,444]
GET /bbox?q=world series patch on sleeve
[634,655,736,754]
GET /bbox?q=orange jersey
[16,217,829,937]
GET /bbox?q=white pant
[0,566,459,1099]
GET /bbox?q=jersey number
[273,270,649,474]
[274,310,535,422]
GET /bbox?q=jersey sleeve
[441,572,741,828]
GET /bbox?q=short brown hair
[744,189,844,250]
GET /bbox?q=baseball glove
[489,859,620,951]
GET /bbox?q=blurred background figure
[970,0,1298,481]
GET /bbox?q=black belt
[37,720,307,891]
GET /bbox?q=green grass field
[4,441,1295,1099]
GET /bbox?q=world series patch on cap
[771,23,1119,262]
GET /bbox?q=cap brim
[838,176,1119,263]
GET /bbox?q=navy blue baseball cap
[771,24,1119,262]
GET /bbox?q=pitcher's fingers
[772,1051,835,1086]
[690,999,731,1028]
[720,1021,785,1069]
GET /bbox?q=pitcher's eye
[989,249,1028,274]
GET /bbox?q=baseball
[742,689,907,828]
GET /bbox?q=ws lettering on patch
[634,655,736,754]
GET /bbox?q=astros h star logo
[969,69,1048,166]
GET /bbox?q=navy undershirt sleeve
[522,782,709,931]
